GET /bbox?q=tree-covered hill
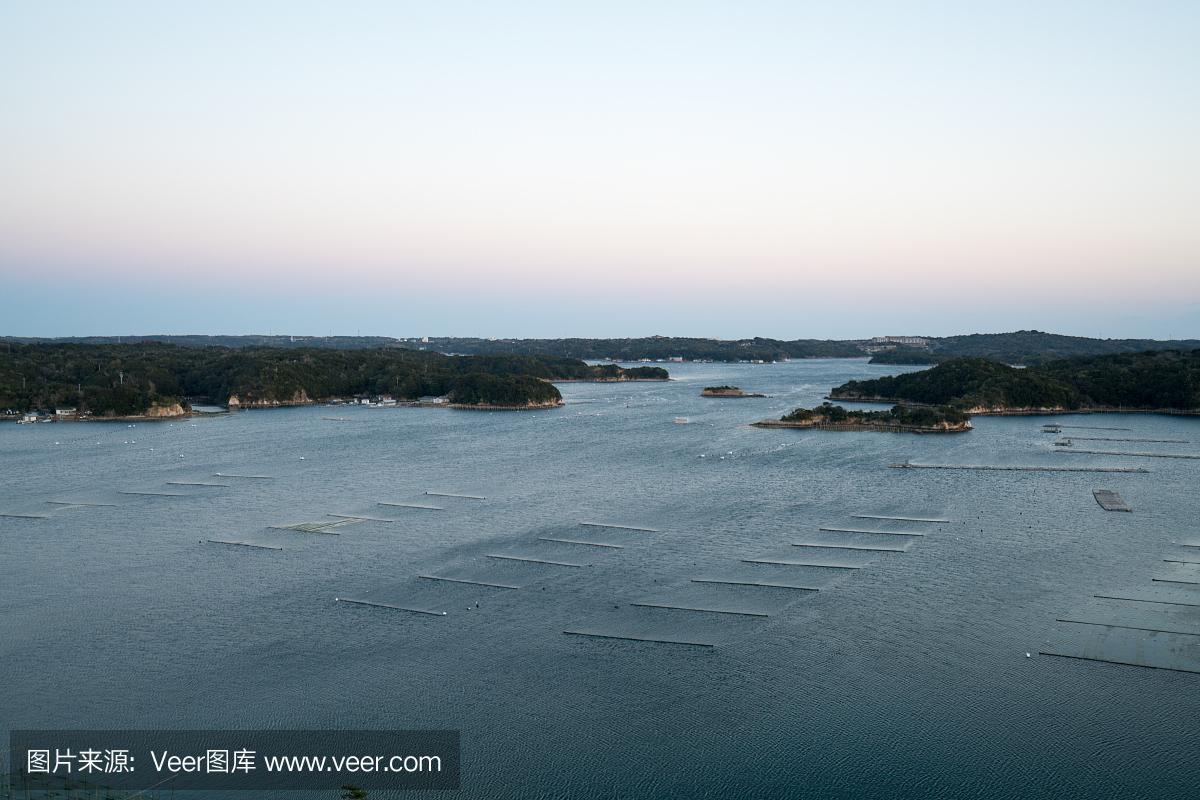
[832,350,1200,411]
[869,331,1200,366]
[439,336,863,362]
[0,342,667,415]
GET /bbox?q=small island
[753,402,972,433]
[701,385,767,398]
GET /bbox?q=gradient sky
[2,2,1198,340]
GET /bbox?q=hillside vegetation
[0,343,667,415]
[869,330,1200,366]
[834,350,1200,411]
[780,402,970,427]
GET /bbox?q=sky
[2,1,1198,341]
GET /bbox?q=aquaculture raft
[1093,490,1132,512]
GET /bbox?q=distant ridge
[3,331,1196,366]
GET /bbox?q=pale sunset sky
[1,2,1197,340]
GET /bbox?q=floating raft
[890,463,1149,473]
[207,540,283,550]
[168,482,229,486]
[418,575,519,589]
[580,522,659,532]
[118,491,186,496]
[741,558,861,569]
[852,515,949,523]
[1066,437,1189,443]
[1055,599,1200,637]
[819,527,925,537]
[1093,490,1132,512]
[1058,450,1200,459]
[270,519,358,533]
[425,491,485,499]
[792,543,907,552]
[1047,425,1133,431]
[691,578,819,591]
[563,631,714,647]
[1041,624,1200,674]
[327,513,394,522]
[214,474,273,478]
[46,501,116,507]
[487,554,583,567]
[378,502,443,510]
[336,598,445,616]
[1094,594,1200,606]
[539,537,624,548]
[629,603,767,617]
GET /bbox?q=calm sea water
[3,359,1199,799]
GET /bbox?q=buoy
[1026,653,1031,658]
[300,457,305,460]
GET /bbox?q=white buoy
[1026,653,1031,658]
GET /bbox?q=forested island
[832,350,1200,413]
[701,386,766,398]
[0,342,669,418]
[754,402,971,433]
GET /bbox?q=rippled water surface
[4,360,1199,799]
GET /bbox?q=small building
[55,407,76,417]
[419,396,447,404]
